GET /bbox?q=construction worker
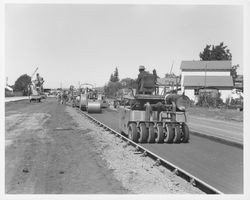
[69,85,74,105]
[62,90,68,104]
[57,92,62,104]
[136,65,148,93]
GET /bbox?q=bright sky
[5,4,243,89]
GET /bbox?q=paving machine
[118,73,190,143]
[97,94,109,108]
[79,83,102,113]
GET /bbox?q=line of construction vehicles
[73,66,191,144]
[28,66,191,144]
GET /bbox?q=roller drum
[87,101,102,113]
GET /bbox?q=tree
[199,45,211,60]
[109,74,114,82]
[199,42,239,85]
[199,42,232,61]
[105,67,122,96]
[104,81,122,97]
[109,67,119,82]
[113,67,119,82]
[120,78,137,89]
[14,74,31,95]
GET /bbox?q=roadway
[188,115,243,144]
[88,108,243,194]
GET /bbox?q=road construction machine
[118,73,190,144]
[78,83,102,113]
[28,67,43,102]
[97,94,110,108]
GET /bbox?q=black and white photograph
[1,0,249,199]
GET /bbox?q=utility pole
[170,60,174,75]
[31,67,39,79]
[168,60,175,92]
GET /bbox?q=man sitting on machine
[136,65,156,95]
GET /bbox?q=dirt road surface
[5,98,202,194]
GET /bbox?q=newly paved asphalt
[188,115,243,144]
[88,108,243,194]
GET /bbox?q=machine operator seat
[138,74,156,95]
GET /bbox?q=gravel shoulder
[5,98,127,194]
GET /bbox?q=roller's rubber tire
[128,123,138,143]
[165,125,175,143]
[173,126,181,143]
[147,125,155,143]
[138,123,148,143]
[155,125,164,143]
[181,123,190,143]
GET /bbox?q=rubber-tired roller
[118,72,190,144]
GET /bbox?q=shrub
[5,91,14,97]
[196,92,224,108]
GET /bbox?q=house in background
[180,60,234,103]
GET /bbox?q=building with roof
[180,60,234,103]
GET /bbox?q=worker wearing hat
[139,65,145,71]
[136,65,148,93]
